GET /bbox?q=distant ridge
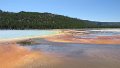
[0,10,120,29]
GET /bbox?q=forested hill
[0,10,120,29]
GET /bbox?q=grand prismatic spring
[0,29,120,68]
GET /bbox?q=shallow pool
[0,30,57,39]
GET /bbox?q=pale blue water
[77,29,120,38]
[0,30,56,39]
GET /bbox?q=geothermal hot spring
[0,29,120,68]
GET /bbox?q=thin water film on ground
[0,29,120,68]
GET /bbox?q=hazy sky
[0,0,120,22]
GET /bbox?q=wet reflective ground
[1,29,120,68]
[1,42,120,68]
[23,41,120,68]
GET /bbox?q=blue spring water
[0,30,57,39]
